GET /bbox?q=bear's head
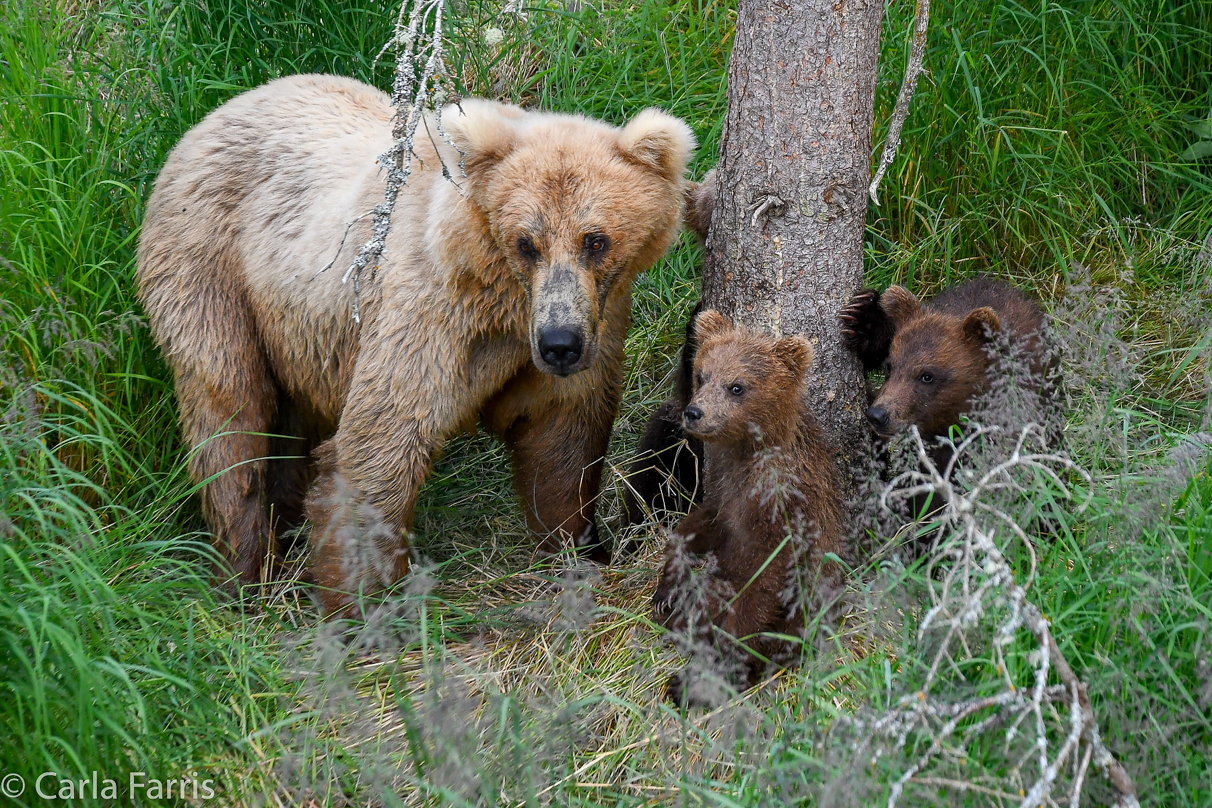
[868,286,1002,438]
[444,100,695,377]
[680,310,813,445]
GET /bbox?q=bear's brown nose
[538,328,583,374]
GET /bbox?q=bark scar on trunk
[822,179,859,218]
[748,192,787,226]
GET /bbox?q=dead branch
[342,0,457,322]
[865,424,1138,807]
[868,0,930,206]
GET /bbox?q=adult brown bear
[137,74,696,611]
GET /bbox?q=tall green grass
[1,0,1209,803]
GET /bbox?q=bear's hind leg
[265,395,331,569]
[176,357,278,592]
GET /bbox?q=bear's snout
[538,327,584,375]
[683,405,703,425]
[867,404,892,434]
[530,264,597,376]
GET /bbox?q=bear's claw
[839,288,895,370]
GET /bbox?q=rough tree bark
[702,0,885,485]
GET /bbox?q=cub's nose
[683,405,703,424]
[867,405,891,431]
[538,328,583,374]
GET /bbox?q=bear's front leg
[488,371,620,565]
[306,308,525,615]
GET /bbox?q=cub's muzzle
[867,404,891,432]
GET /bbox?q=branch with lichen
[854,423,1139,808]
[868,0,930,206]
[337,0,459,322]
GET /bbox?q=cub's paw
[838,289,882,347]
[839,288,894,370]
[651,584,678,629]
[665,669,731,710]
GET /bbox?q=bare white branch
[868,0,930,206]
[341,0,458,322]
[861,423,1137,808]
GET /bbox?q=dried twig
[340,0,458,322]
[868,0,930,206]
[858,423,1138,808]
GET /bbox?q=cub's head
[444,100,695,376]
[868,286,1001,438]
[681,310,813,444]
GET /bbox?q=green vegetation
[1,0,1208,804]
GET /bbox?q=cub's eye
[695,372,705,389]
[517,237,539,261]
[728,383,745,396]
[584,234,610,255]
[919,372,935,384]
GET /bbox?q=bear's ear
[775,334,814,377]
[443,99,519,176]
[617,109,696,181]
[693,308,733,343]
[963,307,1003,342]
[683,168,717,244]
[881,285,922,327]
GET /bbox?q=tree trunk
[702,0,884,485]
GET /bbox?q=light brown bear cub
[137,74,696,610]
[651,310,847,703]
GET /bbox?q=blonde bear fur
[136,74,695,611]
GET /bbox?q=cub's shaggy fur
[840,277,1052,439]
[650,310,847,702]
[618,302,704,529]
[137,74,695,609]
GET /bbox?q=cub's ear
[617,109,696,181]
[683,168,717,244]
[693,308,732,343]
[963,307,1003,342]
[775,334,814,377]
[443,99,519,176]
[881,285,922,327]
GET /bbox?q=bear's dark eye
[919,371,935,384]
[584,234,610,256]
[728,383,745,397]
[517,236,539,261]
[695,371,705,388]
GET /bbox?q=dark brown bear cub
[839,277,1053,439]
[618,303,704,529]
[617,172,717,531]
[651,310,846,705]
